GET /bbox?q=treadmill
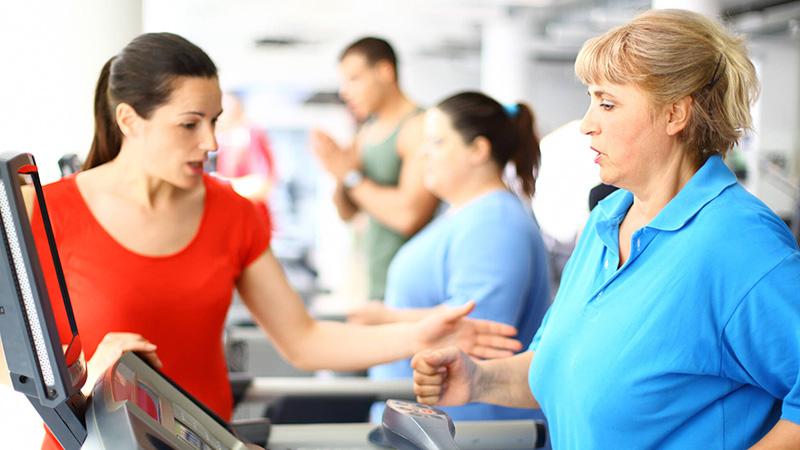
[0,152,546,449]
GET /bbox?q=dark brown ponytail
[436,92,541,199]
[84,57,122,170]
[83,32,218,170]
[509,103,540,198]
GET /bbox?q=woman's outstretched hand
[415,301,522,359]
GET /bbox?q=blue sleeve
[528,306,552,352]
[442,216,534,326]
[720,252,800,425]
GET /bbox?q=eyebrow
[180,110,224,118]
[588,90,617,100]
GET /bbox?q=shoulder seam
[718,251,797,376]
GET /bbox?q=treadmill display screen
[175,420,204,449]
[172,403,224,450]
[135,381,160,422]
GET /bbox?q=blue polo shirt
[529,155,800,449]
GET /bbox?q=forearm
[384,306,443,323]
[288,320,422,371]
[348,180,432,236]
[750,419,800,449]
[472,351,538,409]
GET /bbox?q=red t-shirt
[35,174,269,450]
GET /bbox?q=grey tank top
[360,108,423,300]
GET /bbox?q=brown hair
[436,92,541,198]
[340,36,398,82]
[575,9,759,163]
[85,32,218,170]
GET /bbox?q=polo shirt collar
[596,155,737,232]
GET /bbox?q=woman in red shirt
[0,32,520,450]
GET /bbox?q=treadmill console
[368,399,458,450]
[84,351,253,450]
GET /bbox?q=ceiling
[141,0,800,93]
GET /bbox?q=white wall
[0,1,142,182]
[748,36,800,217]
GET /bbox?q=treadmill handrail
[242,377,415,402]
[267,420,546,449]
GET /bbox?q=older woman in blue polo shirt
[411,9,800,449]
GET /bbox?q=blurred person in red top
[214,91,276,229]
[0,32,522,450]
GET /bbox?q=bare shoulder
[397,111,426,158]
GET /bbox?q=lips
[187,161,204,174]
[591,147,603,164]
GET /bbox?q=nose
[202,124,218,152]
[579,107,597,136]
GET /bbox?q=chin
[598,168,618,187]
[174,174,203,190]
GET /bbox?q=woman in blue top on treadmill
[412,9,800,449]
[349,91,551,422]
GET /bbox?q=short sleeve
[528,306,553,352]
[720,252,800,425]
[443,216,534,325]
[234,192,271,270]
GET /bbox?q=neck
[101,144,187,211]
[373,86,413,123]
[630,148,699,222]
[444,171,508,210]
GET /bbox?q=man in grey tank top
[312,37,438,300]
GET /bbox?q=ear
[469,136,493,165]
[115,103,141,138]
[374,60,396,84]
[665,95,693,136]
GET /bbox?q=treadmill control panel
[369,399,458,450]
[84,352,251,449]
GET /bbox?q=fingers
[122,341,162,368]
[136,350,163,369]
[413,369,445,386]
[441,300,476,323]
[412,359,447,405]
[416,393,441,405]
[468,346,515,360]
[101,332,162,368]
[475,334,523,352]
[411,346,461,374]
[472,318,518,337]
[415,383,446,405]
[310,131,332,157]
[310,130,337,151]
[467,334,522,359]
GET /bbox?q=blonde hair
[575,9,759,162]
